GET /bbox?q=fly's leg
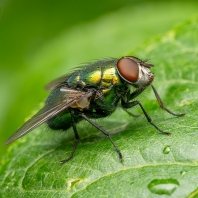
[79,113,123,161]
[60,113,80,164]
[121,107,141,117]
[121,100,171,135]
[151,85,185,117]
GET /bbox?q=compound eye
[117,57,139,83]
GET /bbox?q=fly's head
[116,56,154,89]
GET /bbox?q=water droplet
[163,146,171,154]
[148,179,179,195]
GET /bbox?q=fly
[4,56,185,163]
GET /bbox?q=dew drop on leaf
[148,179,179,195]
[163,146,171,154]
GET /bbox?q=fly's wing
[45,74,69,91]
[4,87,93,145]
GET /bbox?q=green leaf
[1,1,198,154]
[1,16,198,198]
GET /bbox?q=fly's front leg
[151,85,185,117]
[60,111,80,164]
[120,89,142,117]
[121,100,171,135]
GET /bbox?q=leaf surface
[1,16,198,198]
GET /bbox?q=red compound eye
[117,57,139,83]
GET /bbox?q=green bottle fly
[4,56,185,163]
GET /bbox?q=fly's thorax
[116,56,154,88]
[94,87,120,112]
[67,59,124,89]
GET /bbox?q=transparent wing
[4,87,93,145]
[45,74,70,91]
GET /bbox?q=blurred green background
[0,0,197,158]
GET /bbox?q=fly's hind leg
[60,112,80,164]
[79,113,123,161]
